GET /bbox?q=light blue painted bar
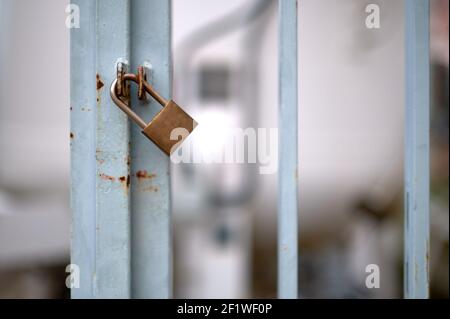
[70,0,96,299]
[278,0,298,299]
[404,0,430,299]
[129,0,172,298]
[94,0,131,298]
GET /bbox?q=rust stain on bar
[96,74,104,90]
[119,175,131,187]
[135,170,156,180]
[99,173,115,182]
[118,175,131,193]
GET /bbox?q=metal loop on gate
[110,64,169,129]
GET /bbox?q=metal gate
[70,0,430,299]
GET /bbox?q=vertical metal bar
[404,0,430,299]
[70,0,96,299]
[71,0,131,298]
[129,0,172,298]
[95,0,131,298]
[278,0,298,299]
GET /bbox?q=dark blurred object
[429,0,449,299]
[0,264,69,299]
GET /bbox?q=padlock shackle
[142,81,167,106]
[110,79,147,129]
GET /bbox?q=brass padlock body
[142,100,196,156]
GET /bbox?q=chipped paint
[96,74,104,90]
[119,175,131,187]
[117,175,131,193]
[96,74,103,109]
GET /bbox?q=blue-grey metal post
[404,0,430,299]
[71,0,132,298]
[278,0,299,299]
[129,0,172,298]
[70,0,97,299]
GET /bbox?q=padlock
[110,73,197,156]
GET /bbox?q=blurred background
[0,0,448,298]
